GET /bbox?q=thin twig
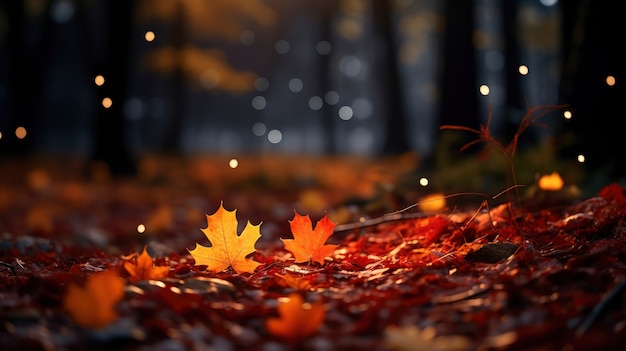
[575,280,626,337]
[0,260,16,276]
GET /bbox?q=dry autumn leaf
[282,211,338,265]
[62,270,125,329]
[123,245,170,282]
[275,272,312,291]
[188,202,262,274]
[266,293,325,340]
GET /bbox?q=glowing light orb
[15,126,27,139]
[94,75,105,86]
[563,110,572,120]
[577,154,586,163]
[518,65,529,75]
[102,97,112,109]
[229,158,239,169]
[137,224,146,234]
[419,177,429,186]
[145,31,155,42]
[538,172,563,191]
[268,129,282,144]
[479,84,490,96]
[606,75,616,87]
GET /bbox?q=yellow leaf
[266,293,325,340]
[123,245,170,282]
[63,270,125,329]
[281,211,338,265]
[188,202,262,274]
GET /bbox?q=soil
[1,155,625,351]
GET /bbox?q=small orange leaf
[63,270,125,329]
[266,293,325,340]
[123,245,170,282]
[275,272,312,291]
[188,202,262,274]
[282,211,338,265]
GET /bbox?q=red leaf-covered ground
[1,155,625,350]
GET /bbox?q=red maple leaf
[281,211,338,265]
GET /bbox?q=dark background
[0,0,623,183]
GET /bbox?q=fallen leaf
[282,211,338,265]
[385,325,471,351]
[464,242,519,263]
[275,272,312,291]
[62,270,125,329]
[188,202,262,274]
[123,245,170,282]
[266,293,325,340]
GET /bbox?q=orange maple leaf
[188,202,262,274]
[282,211,338,265]
[123,245,170,282]
[63,270,125,329]
[266,293,325,340]
[275,272,312,291]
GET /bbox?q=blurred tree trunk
[90,1,137,175]
[0,1,52,156]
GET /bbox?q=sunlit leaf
[188,202,262,274]
[282,211,338,265]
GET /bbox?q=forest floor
[0,153,625,350]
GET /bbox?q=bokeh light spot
[94,75,105,86]
[339,55,363,77]
[252,122,267,136]
[518,65,529,75]
[51,0,74,23]
[268,129,282,144]
[229,158,239,169]
[606,75,616,86]
[240,30,255,45]
[137,224,146,234]
[255,77,269,92]
[252,96,267,110]
[316,41,331,55]
[145,31,155,42]
[352,98,373,119]
[288,78,303,93]
[419,177,429,186]
[479,84,490,96]
[308,96,323,111]
[577,154,586,163]
[16,126,27,139]
[338,106,353,120]
[325,91,339,105]
[563,110,572,120]
[275,40,290,54]
[102,97,113,109]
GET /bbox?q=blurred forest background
[0,0,623,188]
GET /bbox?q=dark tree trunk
[90,1,137,175]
